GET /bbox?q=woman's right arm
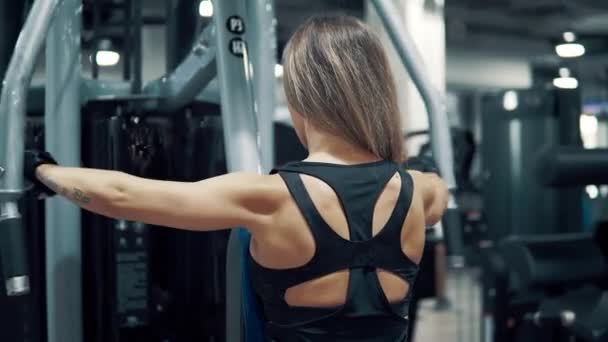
[408,170,449,226]
[36,164,280,232]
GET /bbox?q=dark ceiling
[275,0,364,53]
[444,0,608,86]
[446,0,608,40]
[81,0,608,57]
[73,0,608,88]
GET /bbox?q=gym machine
[480,90,608,342]
[1,1,459,342]
[482,149,608,342]
[369,0,464,268]
[481,89,584,240]
[1,0,272,341]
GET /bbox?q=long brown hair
[283,15,404,162]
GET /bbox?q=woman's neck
[304,127,380,165]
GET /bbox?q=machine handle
[0,210,30,296]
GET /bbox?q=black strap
[376,169,414,242]
[278,171,340,244]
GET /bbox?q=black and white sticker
[226,15,245,34]
[229,38,246,57]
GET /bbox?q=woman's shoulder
[226,172,291,207]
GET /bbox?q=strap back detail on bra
[249,160,420,339]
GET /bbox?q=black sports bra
[249,160,419,341]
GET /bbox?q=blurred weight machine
[0,0,270,340]
[479,88,608,342]
[80,101,231,341]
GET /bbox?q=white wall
[366,1,410,131]
[366,0,446,154]
[447,49,532,90]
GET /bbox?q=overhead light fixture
[553,67,578,89]
[199,0,213,17]
[555,31,586,58]
[556,43,586,58]
[580,114,598,137]
[502,90,518,111]
[95,39,120,66]
[563,31,576,42]
[96,51,120,66]
[580,114,598,148]
[274,64,284,78]
[586,185,599,199]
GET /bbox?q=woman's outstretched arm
[36,164,279,232]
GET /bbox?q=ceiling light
[95,50,120,66]
[555,32,585,58]
[553,77,578,89]
[199,0,213,17]
[502,90,518,111]
[586,185,599,199]
[553,67,578,89]
[580,114,598,137]
[555,43,585,58]
[580,114,598,148]
[563,31,576,43]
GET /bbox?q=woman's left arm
[36,164,277,232]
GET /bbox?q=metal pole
[0,0,27,301]
[370,0,456,191]
[45,1,83,342]
[142,23,217,112]
[247,0,276,172]
[370,0,465,267]
[165,0,198,71]
[131,0,143,93]
[0,0,62,297]
[92,0,99,79]
[0,0,25,83]
[214,0,270,340]
[123,0,131,81]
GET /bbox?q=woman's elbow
[425,178,449,226]
[426,207,443,226]
[101,173,133,219]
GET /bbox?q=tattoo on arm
[38,174,92,205]
[72,188,92,204]
[60,187,70,197]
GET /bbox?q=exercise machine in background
[480,89,608,342]
[0,0,272,341]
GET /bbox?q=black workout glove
[24,150,58,197]
[405,156,440,175]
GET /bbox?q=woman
[27,15,447,341]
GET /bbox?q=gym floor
[414,269,482,342]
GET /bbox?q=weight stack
[81,101,229,342]
[82,102,171,342]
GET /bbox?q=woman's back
[249,160,428,341]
